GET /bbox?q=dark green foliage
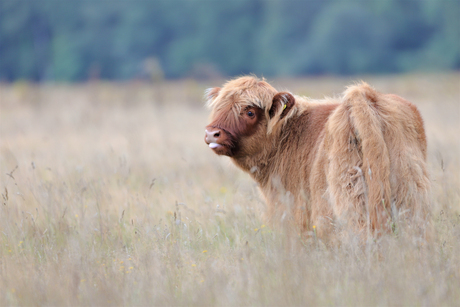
[0,0,458,81]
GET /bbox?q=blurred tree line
[0,0,458,81]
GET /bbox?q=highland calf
[204,76,431,239]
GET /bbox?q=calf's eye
[247,111,255,117]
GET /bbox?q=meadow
[1,73,459,306]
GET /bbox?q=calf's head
[204,76,296,158]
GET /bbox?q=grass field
[1,73,459,306]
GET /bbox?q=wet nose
[205,129,221,144]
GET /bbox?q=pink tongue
[209,143,220,149]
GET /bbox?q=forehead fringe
[208,76,277,117]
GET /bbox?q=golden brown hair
[205,77,431,240]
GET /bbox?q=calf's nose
[205,129,221,144]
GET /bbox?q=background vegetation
[1,73,459,305]
[1,0,459,81]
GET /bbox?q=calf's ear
[269,92,295,119]
[205,87,221,107]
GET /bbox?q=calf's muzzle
[205,129,221,147]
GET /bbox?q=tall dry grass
[1,74,459,306]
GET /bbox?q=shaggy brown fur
[204,76,431,239]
